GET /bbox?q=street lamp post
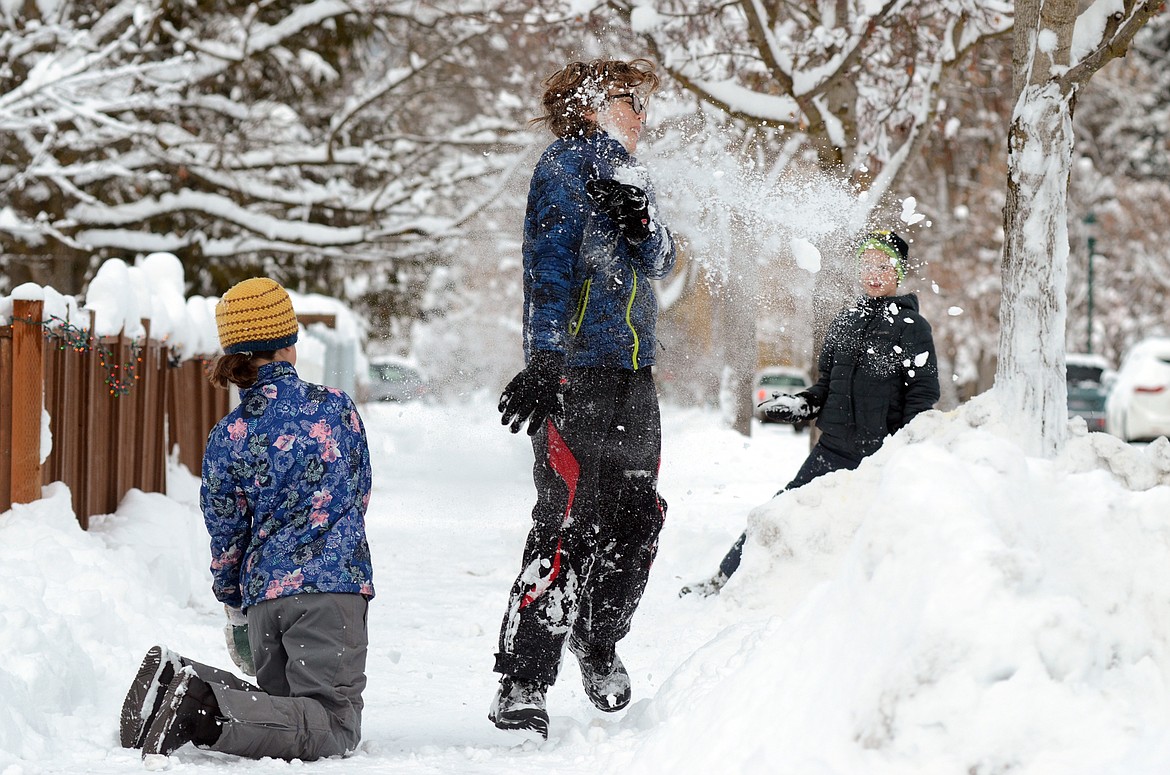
[1084,211,1096,354]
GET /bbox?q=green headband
[857,238,905,282]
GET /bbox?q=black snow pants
[494,366,667,686]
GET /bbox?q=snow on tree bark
[998,82,1073,457]
[997,0,1161,457]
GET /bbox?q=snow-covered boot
[140,668,222,758]
[569,635,631,712]
[488,676,549,739]
[119,645,184,748]
[678,570,729,598]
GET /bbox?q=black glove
[498,350,564,435]
[585,178,651,243]
[759,390,821,424]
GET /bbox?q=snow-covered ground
[3,392,1170,774]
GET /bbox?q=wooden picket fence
[0,299,229,528]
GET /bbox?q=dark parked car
[1066,353,1113,433]
[364,356,430,402]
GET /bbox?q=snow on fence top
[0,253,366,361]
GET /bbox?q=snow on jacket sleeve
[627,192,675,280]
[804,313,843,409]
[897,314,941,425]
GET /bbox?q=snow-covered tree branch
[598,0,1012,193]
[0,0,539,324]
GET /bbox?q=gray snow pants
[187,593,369,761]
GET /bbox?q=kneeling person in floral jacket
[119,277,374,761]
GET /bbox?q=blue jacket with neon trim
[200,361,375,611]
[522,130,676,370]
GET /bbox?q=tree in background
[998,0,1162,457]
[0,0,547,332]
[4,1,1169,419]
[869,15,1170,410]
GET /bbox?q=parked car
[364,356,430,403]
[1066,352,1113,433]
[1105,337,1170,442]
[752,365,812,430]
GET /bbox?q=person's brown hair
[532,58,660,139]
[207,351,277,389]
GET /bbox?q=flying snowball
[790,238,821,274]
[900,197,925,225]
[630,5,662,32]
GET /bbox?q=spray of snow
[642,114,871,289]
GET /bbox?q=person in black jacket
[680,230,940,597]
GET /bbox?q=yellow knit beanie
[215,277,299,355]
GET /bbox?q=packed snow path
[0,396,807,774]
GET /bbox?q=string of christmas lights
[11,314,147,397]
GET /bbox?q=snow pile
[0,483,212,767]
[0,282,85,329]
[633,392,1170,774]
[0,253,219,357]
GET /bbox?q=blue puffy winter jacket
[200,361,375,611]
[522,130,676,370]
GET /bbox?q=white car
[752,366,812,428]
[1105,337,1170,442]
[362,355,431,403]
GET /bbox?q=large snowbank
[635,392,1170,774]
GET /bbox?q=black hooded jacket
[804,293,940,461]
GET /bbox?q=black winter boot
[488,676,549,739]
[569,635,631,712]
[119,645,184,748]
[140,668,222,758]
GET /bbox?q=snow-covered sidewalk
[0,395,804,774]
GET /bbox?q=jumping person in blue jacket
[119,277,374,761]
[491,58,676,738]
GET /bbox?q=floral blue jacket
[200,361,374,611]
[523,130,676,370]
